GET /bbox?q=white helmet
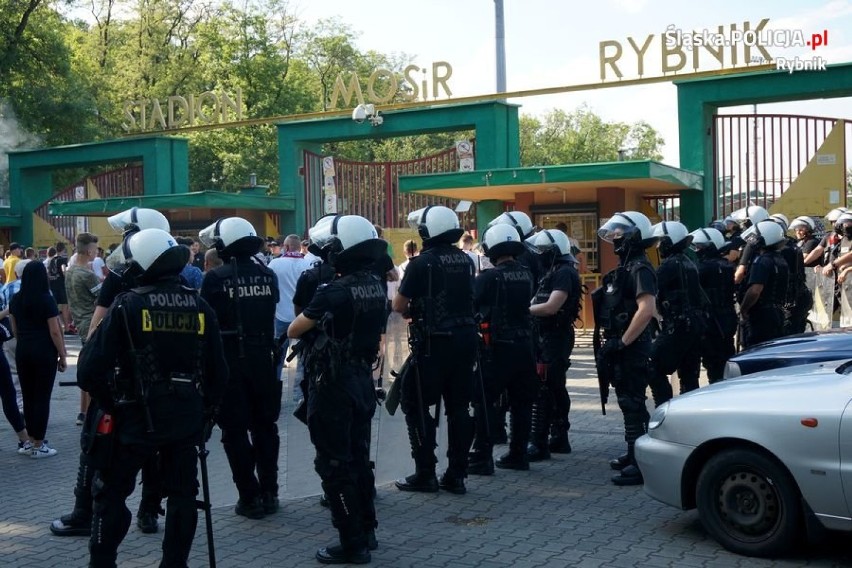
[123,228,188,282]
[651,221,692,257]
[487,211,534,239]
[198,217,262,257]
[308,214,386,267]
[769,213,789,232]
[108,207,170,234]
[788,216,816,233]
[525,229,573,257]
[598,211,655,255]
[825,207,848,223]
[742,220,785,249]
[690,227,726,251]
[481,223,525,260]
[730,205,769,227]
[407,205,463,243]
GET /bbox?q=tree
[519,106,664,166]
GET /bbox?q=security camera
[352,104,368,123]
[369,113,383,127]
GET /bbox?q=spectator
[4,243,23,284]
[190,239,205,270]
[204,248,223,272]
[47,242,71,334]
[459,232,480,274]
[175,237,203,289]
[9,261,68,458]
[91,247,107,281]
[268,234,311,377]
[24,247,36,261]
[302,239,319,264]
[1,258,31,420]
[398,239,418,279]
[66,232,101,425]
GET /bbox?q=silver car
[635,359,852,557]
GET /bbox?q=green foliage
[0,1,665,200]
[519,105,664,166]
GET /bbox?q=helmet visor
[107,208,137,233]
[308,215,340,250]
[406,207,427,231]
[597,214,638,243]
[198,220,221,248]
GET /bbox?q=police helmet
[198,217,263,257]
[788,216,816,234]
[107,207,170,234]
[741,220,785,249]
[651,221,692,257]
[481,224,525,260]
[308,214,386,268]
[825,207,848,224]
[769,213,789,232]
[487,211,535,239]
[407,205,463,244]
[123,228,189,283]
[729,205,769,228]
[690,227,726,251]
[709,220,726,234]
[525,229,574,258]
[597,211,656,255]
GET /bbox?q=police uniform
[470,258,537,472]
[78,280,227,568]
[648,252,706,402]
[302,269,386,558]
[695,252,737,384]
[595,252,656,482]
[529,256,582,459]
[200,256,280,514]
[741,248,789,347]
[397,243,477,491]
[779,237,812,335]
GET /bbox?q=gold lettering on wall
[121,88,243,132]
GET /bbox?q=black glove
[599,337,625,359]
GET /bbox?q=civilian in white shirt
[268,235,312,375]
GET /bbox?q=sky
[292,0,852,165]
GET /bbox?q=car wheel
[696,449,802,557]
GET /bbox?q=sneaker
[76,413,85,426]
[17,440,33,455]
[31,443,58,459]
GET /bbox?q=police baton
[196,434,217,568]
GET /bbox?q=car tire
[696,449,802,557]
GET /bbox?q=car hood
[730,329,852,363]
[679,358,851,401]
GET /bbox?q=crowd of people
[0,201,843,566]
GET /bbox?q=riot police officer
[51,207,171,538]
[78,228,227,568]
[594,211,658,486]
[393,205,477,495]
[468,224,537,474]
[199,217,280,519]
[647,221,707,403]
[770,214,812,335]
[690,227,736,384]
[289,215,386,564]
[486,211,541,443]
[732,205,770,286]
[739,220,789,347]
[790,216,822,268]
[525,229,583,460]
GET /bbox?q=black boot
[50,451,94,537]
[395,470,439,492]
[316,544,371,565]
[495,450,529,470]
[50,509,92,537]
[526,394,550,462]
[608,453,630,471]
[548,418,571,454]
[136,510,159,534]
[467,451,494,476]
[611,414,646,486]
[438,470,467,495]
[235,496,266,519]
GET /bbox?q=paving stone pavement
[1,332,851,567]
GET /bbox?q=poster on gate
[809,271,835,330]
[840,277,852,328]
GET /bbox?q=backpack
[48,257,62,281]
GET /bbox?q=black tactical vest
[755,251,790,309]
[534,260,581,332]
[210,258,278,340]
[411,246,475,330]
[698,257,736,318]
[596,257,651,335]
[488,261,534,339]
[657,253,703,320]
